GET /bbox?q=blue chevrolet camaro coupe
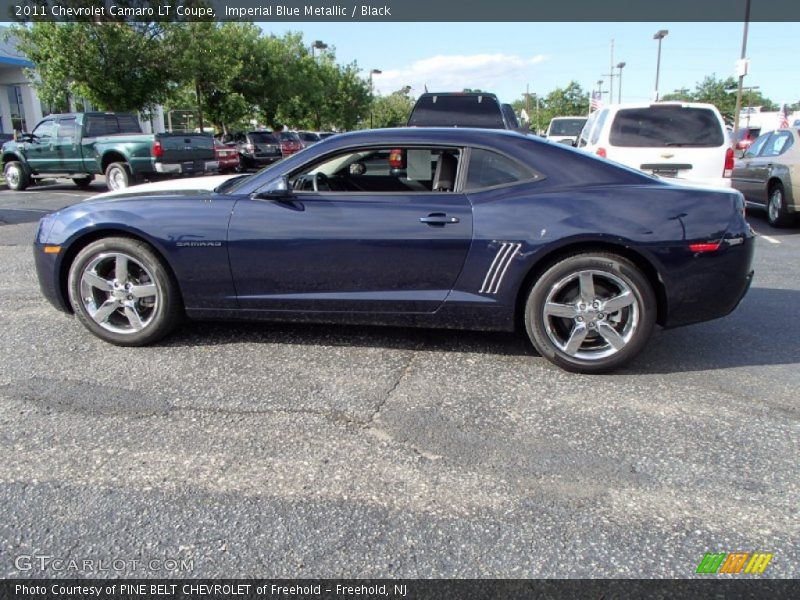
[34,128,755,373]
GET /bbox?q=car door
[731,131,771,201]
[752,130,794,202]
[24,119,58,172]
[227,145,473,313]
[53,116,82,172]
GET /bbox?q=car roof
[322,127,534,146]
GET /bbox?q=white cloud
[371,53,549,96]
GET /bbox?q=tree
[11,21,172,113]
[662,75,778,123]
[368,88,415,129]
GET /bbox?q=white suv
[576,102,733,188]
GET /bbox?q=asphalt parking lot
[0,181,797,578]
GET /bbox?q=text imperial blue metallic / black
[33,128,755,373]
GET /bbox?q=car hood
[88,174,242,201]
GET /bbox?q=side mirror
[254,176,292,199]
[16,132,34,143]
[738,149,747,159]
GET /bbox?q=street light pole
[369,68,381,129]
[653,29,668,101]
[732,0,752,151]
[616,61,626,103]
[311,40,328,59]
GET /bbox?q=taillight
[688,241,721,253]
[389,148,405,169]
[596,147,607,158]
[723,147,734,178]
[153,140,163,158]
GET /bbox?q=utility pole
[653,29,669,101]
[609,38,615,104]
[732,0,752,150]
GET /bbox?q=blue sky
[262,21,800,106]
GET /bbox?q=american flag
[778,103,790,129]
[590,90,603,112]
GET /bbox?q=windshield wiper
[664,142,709,147]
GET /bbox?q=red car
[278,131,304,157]
[214,139,240,173]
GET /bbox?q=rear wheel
[72,175,94,189]
[105,162,134,191]
[68,237,183,346]
[767,182,792,228]
[4,161,29,191]
[524,253,656,373]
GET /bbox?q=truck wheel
[105,162,134,191]
[72,175,94,189]
[4,161,30,191]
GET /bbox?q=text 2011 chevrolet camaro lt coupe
[34,128,755,373]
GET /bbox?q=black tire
[67,237,183,346]
[104,162,134,191]
[524,253,656,374]
[4,161,30,191]
[766,182,793,228]
[72,175,94,189]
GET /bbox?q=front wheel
[68,237,183,346]
[767,183,793,228]
[524,253,656,373]
[4,161,30,191]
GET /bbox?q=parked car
[278,131,304,156]
[731,128,799,227]
[734,126,762,151]
[34,128,754,374]
[297,131,322,146]
[233,131,282,169]
[408,92,527,132]
[318,132,337,140]
[1,112,217,191]
[545,116,588,145]
[214,139,240,173]
[576,102,733,188]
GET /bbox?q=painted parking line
[760,235,781,244]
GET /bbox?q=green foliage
[11,21,172,113]
[512,81,589,133]
[367,88,415,129]
[662,74,778,122]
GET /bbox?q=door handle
[419,213,459,226]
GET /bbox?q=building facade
[0,27,43,136]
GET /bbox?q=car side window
[31,120,55,141]
[760,132,793,157]
[85,116,110,137]
[465,148,536,191]
[288,146,462,193]
[742,132,770,158]
[57,117,77,139]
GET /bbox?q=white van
[545,116,588,145]
[576,102,733,188]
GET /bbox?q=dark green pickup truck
[1,112,218,191]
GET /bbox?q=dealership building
[0,27,43,135]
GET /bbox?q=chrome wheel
[768,188,782,224]
[542,269,639,360]
[5,165,20,188]
[79,252,158,334]
[107,166,127,191]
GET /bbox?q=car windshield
[248,132,277,144]
[549,118,587,136]
[609,106,724,147]
[280,132,301,141]
[408,95,505,128]
[214,174,252,193]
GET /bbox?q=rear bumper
[663,234,755,328]
[154,160,219,175]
